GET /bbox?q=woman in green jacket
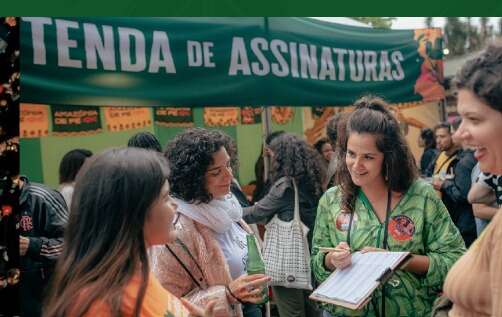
[311,96,466,317]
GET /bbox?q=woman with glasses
[150,128,270,317]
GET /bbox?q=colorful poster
[154,107,193,127]
[271,107,294,125]
[51,105,101,136]
[20,103,49,138]
[204,107,240,127]
[241,107,262,125]
[103,107,151,132]
[413,28,446,102]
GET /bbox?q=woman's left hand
[228,274,271,304]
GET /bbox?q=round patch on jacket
[388,215,415,241]
[336,212,357,232]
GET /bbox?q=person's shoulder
[319,185,342,206]
[406,179,437,200]
[26,182,67,209]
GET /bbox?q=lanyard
[346,188,392,317]
[347,189,392,249]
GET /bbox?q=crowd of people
[2,40,501,317]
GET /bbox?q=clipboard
[309,251,411,310]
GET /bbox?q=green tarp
[21,17,445,107]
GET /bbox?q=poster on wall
[271,107,294,125]
[240,107,262,125]
[204,107,240,127]
[154,107,193,127]
[51,105,102,136]
[103,107,152,132]
[20,103,49,138]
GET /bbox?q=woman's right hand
[324,241,352,271]
[228,274,271,304]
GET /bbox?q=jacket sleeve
[243,179,290,224]
[421,187,466,291]
[441,153,477,205]
[26,195,67,263]
[311,192,336,284]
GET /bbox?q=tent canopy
[21,17,445,107]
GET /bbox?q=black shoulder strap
[165,238,205,289]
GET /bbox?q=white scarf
[174,194,243,233]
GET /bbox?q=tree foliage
[352,17,395,29]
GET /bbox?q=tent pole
[262,106,272,183]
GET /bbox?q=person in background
[18,175,68,317]
[432,118,477,247]
[243,133,324,317]
[418,128,437,177]
[44,148,219,317]
[252,131,285,204]
[469,162,499,235]
[150,128,270,317]
[311,96,465,317]
[127,131,162,153]
[58,149,93,208]
[443,44,502,317]
[314,138,334,166]
[325,112,349,189]
[426,122,461,182]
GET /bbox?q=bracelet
[226,285,243,304]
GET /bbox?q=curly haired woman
[243,132,325,317]
[149,128,270,317]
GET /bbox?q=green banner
[51,105,102,135]
[21,17,445,107]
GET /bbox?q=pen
[318,247,351,253]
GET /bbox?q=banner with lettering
[103,107,151,131]
[20,103,49,138]
[21,17,444,107]
[51,105,101,136]
[204,107,240,127]
[154,107,193,127]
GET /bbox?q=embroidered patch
[336,212,357,232]
[388,215,415,241]
[19,215,33,232]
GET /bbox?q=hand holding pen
[323,241,352,271]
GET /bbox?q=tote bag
[262,178,312,290]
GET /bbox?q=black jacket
[18,176,68,317]
[420,147,438,177]
[440,150,477,247]
[243,177,320,248]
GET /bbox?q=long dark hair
[336,96,418,213]
[269,133,325,200]
[44,148,170,317]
